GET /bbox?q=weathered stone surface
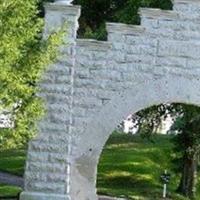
[21,1,200,200]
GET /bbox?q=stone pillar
[20,2,80,200]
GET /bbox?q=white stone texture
[55,0,73,5]
[21,1,200,200]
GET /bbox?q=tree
[0,0,65,149]
[171,105,200,199]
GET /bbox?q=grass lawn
[0,132,199,199]
[0,184,22,197]
[0,149,26,176]
[0,149,25,197]
[97,132,191,200]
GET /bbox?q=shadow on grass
[97,173,163,199]
[98,173,160,188]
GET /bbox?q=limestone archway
[20,0,200,200]
[71,75,200,200]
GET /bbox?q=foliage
[0,0,65,149]
[73,0,172,40]
[170,105,200,199]
[171,105,200,170]
[119,103,181,138]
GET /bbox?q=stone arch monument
[20,0,200,199]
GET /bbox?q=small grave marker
[160,170,171,198]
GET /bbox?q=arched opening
[71,75,200,200]
[96,103,200,199]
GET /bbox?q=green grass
[0,149,26,197]
[0,184,22,197]
[97,132,190,200]
[0,149,26,176]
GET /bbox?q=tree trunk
[177,153,198,199]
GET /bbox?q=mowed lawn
[1,132,200,199]
[0,184,22,196]
[0,149,26,176]
[0,149,26,196]
[97,132,191,200]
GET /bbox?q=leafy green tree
[0,0,65,149]
[171,105,200,199]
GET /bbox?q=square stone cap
[139,8,179,19]
[76,39,112,51]
[172,0,200,3]
[106,22,145,35]
[55,0,73,4]
[44,2,81,17]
